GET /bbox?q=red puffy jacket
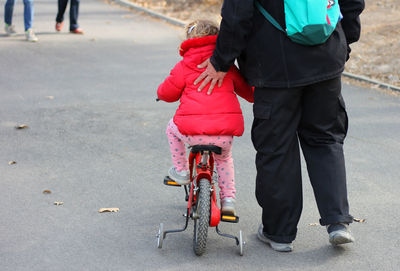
[157,35,253,136]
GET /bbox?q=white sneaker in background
[5,24,16,36]
[25,28,38,42]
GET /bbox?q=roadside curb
[112,0,186,27]
[343,72,400,92]
[112,0,400,92]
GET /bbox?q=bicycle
[156,144,244,256]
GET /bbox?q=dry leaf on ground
[15,124,29,129]
[98,208,120,213]
[8,161,17,165]
[309,223,319,226]
[54,202,64,206]
[42,190,52,194]
[353,218,366,223]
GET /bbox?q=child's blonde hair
[185,20,219,39]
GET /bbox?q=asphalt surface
[1,0,400,270]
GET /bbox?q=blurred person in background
[4,0,38,42]
[55,0,83,34]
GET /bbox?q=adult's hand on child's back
[194,58,227,95]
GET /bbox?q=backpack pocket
[256,0,341,46]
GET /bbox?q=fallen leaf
[15,124,29,129]
[353,218,366,223]
[309,223,319,226]
[8,161,17,165]
[54,201,64,206]
[98,208,119,213]
[42,190,52,194]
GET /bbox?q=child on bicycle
[157,20,253,216]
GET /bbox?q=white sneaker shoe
[221,197,236,216]
[257,224,293,252]
[5,24,16,36]
[25,28,38,42]
[327,223,355,245]
[168,167,190,185]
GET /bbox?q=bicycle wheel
[193,178,211,256]
[238,230,244,256]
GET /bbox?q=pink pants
[166,119,235,199]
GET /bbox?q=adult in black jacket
[194,0,365,251]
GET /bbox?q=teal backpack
[255,0,341,46]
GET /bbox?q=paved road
[1,0,400,270]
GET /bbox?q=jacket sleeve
[157,62,186,103]
[210,0,254,72]
[231,66,254,103]
[339,0,365,44]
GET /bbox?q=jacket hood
[179,35,217,70]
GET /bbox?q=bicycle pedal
[220,214,239,223]
[163,176,181,187]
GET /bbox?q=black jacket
[210,0,365,88]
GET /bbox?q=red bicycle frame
[187,150,221,227]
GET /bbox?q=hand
[193,58,227,95]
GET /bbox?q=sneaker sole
[257,225,293,252]
[221,208,236,216]
[166,176,189,185]
[329,232,355,245]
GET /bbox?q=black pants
[56,0,80,31]
[252,76,353,243]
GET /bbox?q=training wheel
[238,230,244,256]
[157,223,164,248]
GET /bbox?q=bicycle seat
[191,145,222,155]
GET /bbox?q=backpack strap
[254,0,285,33]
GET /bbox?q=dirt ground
[129,0,400,88]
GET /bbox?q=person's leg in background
[251,87,303,251]
[21,0,37,41]
[69,0,83,33]
[4,0,16,35]
[298,76,354,245]
[22,0,33,31]
[56,0,68,31]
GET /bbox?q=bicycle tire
[193,178,211,256]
